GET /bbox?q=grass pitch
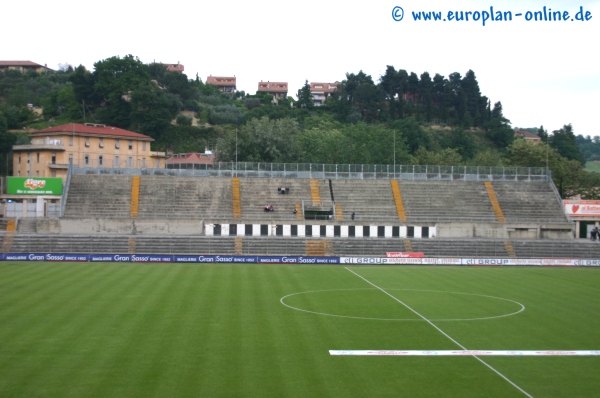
[0,263,599,397]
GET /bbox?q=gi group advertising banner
[7,177,63,195]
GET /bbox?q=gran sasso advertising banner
[7,177,63,195]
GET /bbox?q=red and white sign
[564,200,600,217]
[386,252,424,258]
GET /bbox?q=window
[128,140,133,150]
[115,155,120,167]
[115,139,120,149]
[128,157,133,167]
[99,155,103,166]
[27,153,31,163]
[142,141,147,151]
[99,138,104,148]
[51,153,56,164]
[141,158,146,168]
[36,153,39,163]
[69,136,73,146]
[85,137,90,147]
[18,154,21,164]
[84,155,89,165]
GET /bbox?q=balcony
[13,138,65,151]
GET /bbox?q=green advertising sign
[7,177,63,195]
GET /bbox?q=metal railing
[60,159,73,217]
[73,163,550,182]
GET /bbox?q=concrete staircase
[16,219,37,233]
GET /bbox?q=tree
[216,117,301,163]
[550,124,585,165]
[0,111,17,175]
[92,55,151,127]
[412,147,463,165]
[388,117,430,154]
[130,83,181,139]
[296,80,313,109]
[484,101,513,148]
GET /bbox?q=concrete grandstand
[2,162,598,260]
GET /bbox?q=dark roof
[32,123,154,140]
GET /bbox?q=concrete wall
[58,219,203,235]
[437,222,574,239]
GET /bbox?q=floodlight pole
[235,128,238,177]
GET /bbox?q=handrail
[60,159,73,217]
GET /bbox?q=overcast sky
[4,0,599,136]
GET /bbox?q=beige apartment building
[12,123,166,180]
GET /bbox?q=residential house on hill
[206,76,237,93]
[257,81,288,101]
[514,129,543,144]
[310,82,339,106]
[162,62,184,72]
[0,60,53,73]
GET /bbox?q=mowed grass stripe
[1,264,175,397]
[0,263,131,395]
[58,263,177,398]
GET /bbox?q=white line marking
[344,267,534,398]
[330,350,600,356]
[280,288,525,321]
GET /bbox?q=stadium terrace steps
[238,178,314,221]
[4,235,600,258]
[398,181,496,223]
[62,175,568,226]
[16,218,37,233]
[492,182,568,222]
[137,176,233,220]
[64,175,133,219]
[329,180,398,221]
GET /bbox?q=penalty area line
[344,267,534,398]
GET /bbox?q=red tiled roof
[257,82,288,92]
[206,76,236,86]
[32,123,154,140]
[0,60,44,67]
[163,63,184,72]
[166,153,214,165]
